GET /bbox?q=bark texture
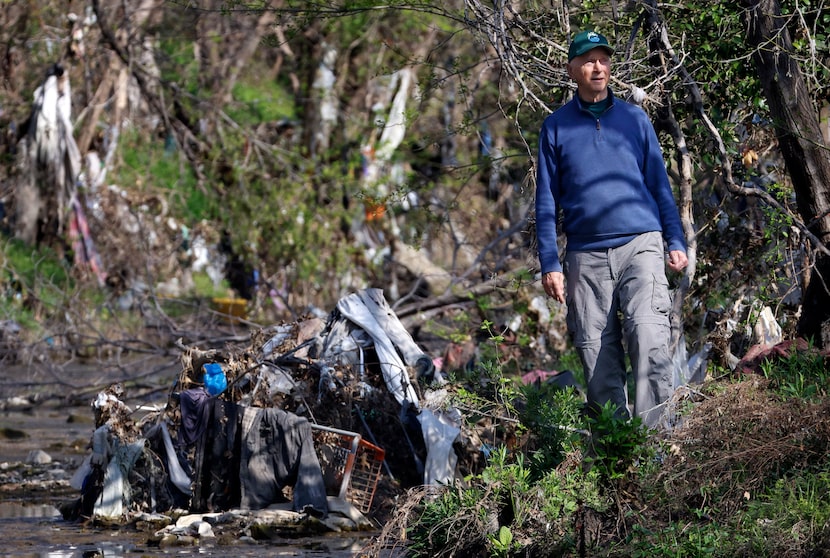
[744,0,830,345]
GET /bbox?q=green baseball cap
[568,30,615,62]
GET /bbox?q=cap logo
[588,32,600,43]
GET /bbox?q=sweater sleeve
[642,116,687,253]
[535,118,562,273]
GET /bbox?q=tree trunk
[744,0,830,346]
[640,2,699,355]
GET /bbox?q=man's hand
[667,250,689,272]
[542,271,565,304]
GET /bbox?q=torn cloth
[179,388,211,446]
[239,407,328,516]
[68,198,106,286]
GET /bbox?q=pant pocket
[651,274,672,316]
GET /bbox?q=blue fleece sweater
[535,89,687,274]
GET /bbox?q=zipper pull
[596,119,600,130]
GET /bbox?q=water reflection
[0,501,61,518]
[0,540,378,558]
[0,537,377,557]
[6,544,134,558]
[0,475,388,557]
[0,506,381,557]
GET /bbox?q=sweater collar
[574,87,615,112]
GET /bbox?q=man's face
[567,47,612,101]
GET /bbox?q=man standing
[535,30,688,429]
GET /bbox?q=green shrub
[1,238,72,329]
[406,483,489,558]
[517,381,584,480]
[585,401,650,485]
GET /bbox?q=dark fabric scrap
[179,388,212,446]
[239,407,328,517]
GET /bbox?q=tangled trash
[61,288,463,542]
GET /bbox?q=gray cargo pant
[563,231,674,428]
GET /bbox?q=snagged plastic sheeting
[418,389,462,486]
[69,455,92,491]
[334,288,427,407]
[331,289,458,487]
[146,422,192,495]
[753,305,783,346]
[95,434,145,518]
[374,69,413,163]
[24,67,80,241]
[417,409,460,486]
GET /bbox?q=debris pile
[62,288,463,541]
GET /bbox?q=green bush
[584,401,650,485]
[517,381,584,480]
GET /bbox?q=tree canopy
[0,0,828,365]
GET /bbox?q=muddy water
[0,504,374,557]
[0,505,373,557]
[0,361,394,557]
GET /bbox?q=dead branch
[91,0,208,183]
